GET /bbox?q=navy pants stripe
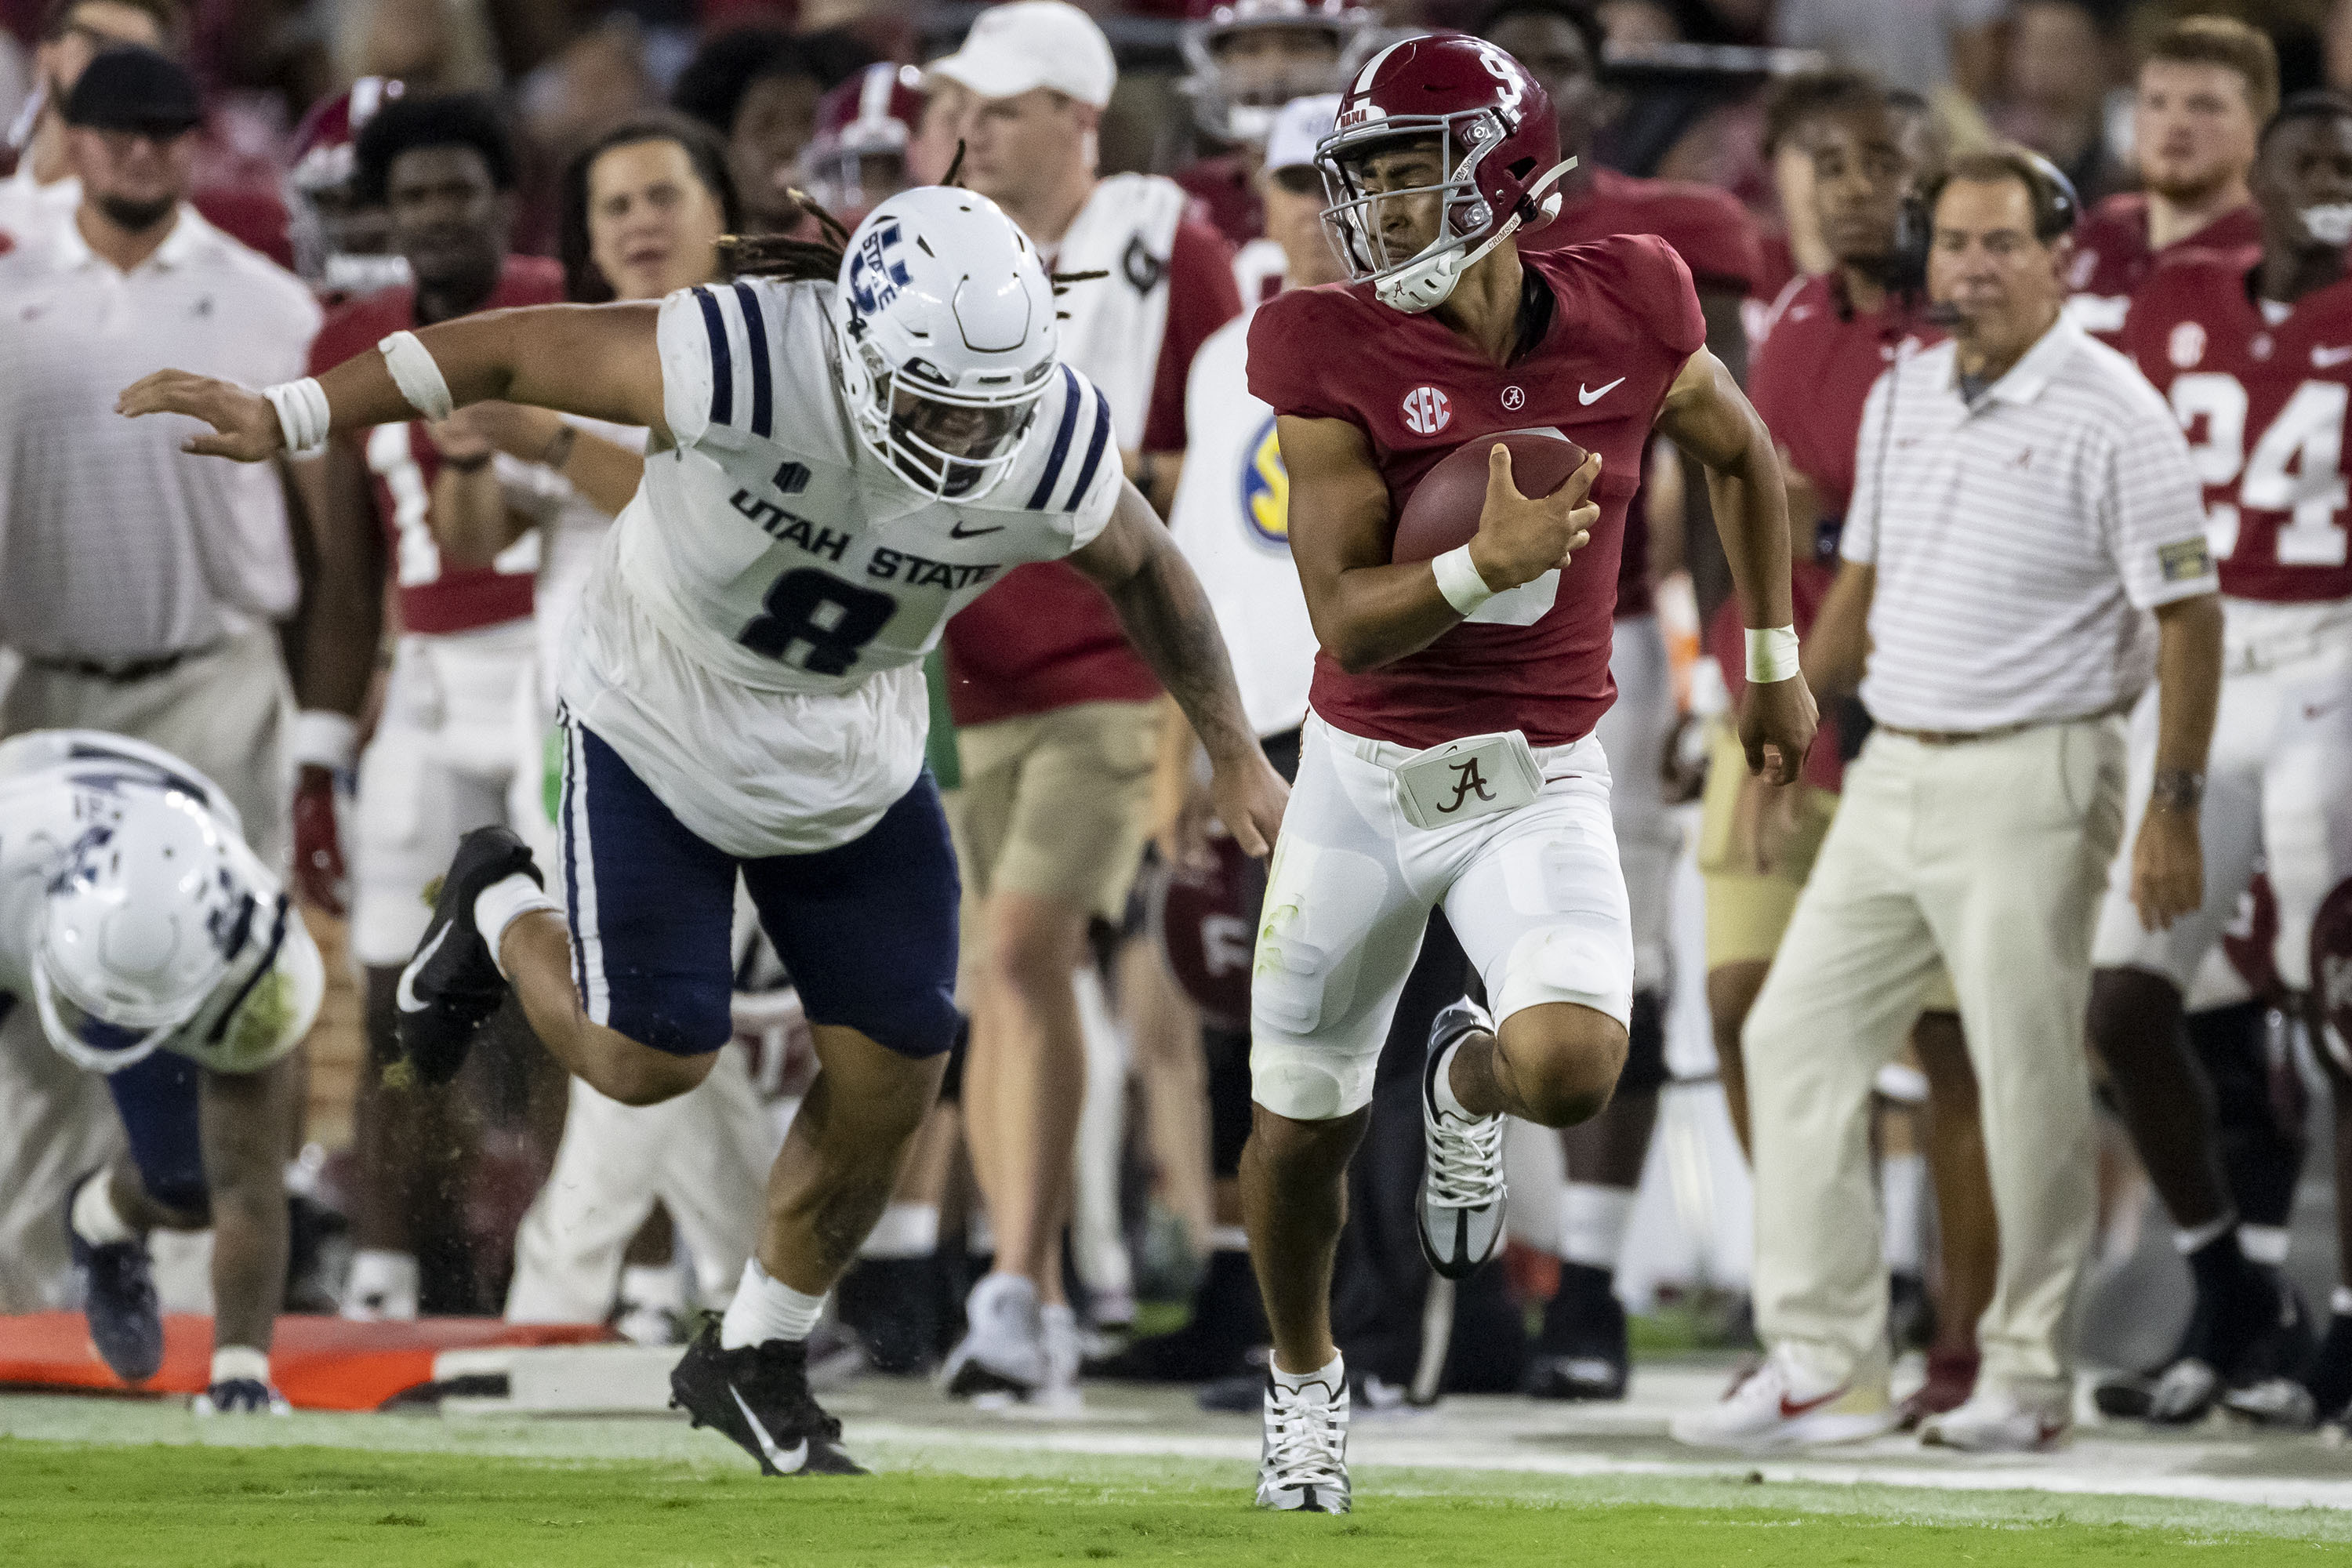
[557,713,961,1059]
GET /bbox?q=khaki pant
[1744,717,2125,1393]
[953,699,1161,921]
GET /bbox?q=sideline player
[2098,90,2352,1423]
[0,730,323,1412]
[2067,16,2272,343]
[1240,35,1813,1512]
[124,185,1287,1475]
[289,92,566,1323]
[1479,0,1767,1396]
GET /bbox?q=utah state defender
[1238,34,1813,1514]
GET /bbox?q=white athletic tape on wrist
[210,1345,270,1385]
[1745,625,1800,684]
[263,377,331,455]
[378,330,454,421]
[1432,544,1495,616]
[292,710,358,772]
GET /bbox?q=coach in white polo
[0,45,319,864]
[1675,147,2224,1454]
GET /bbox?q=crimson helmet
[1149,835,1261,1033]
[1179,0,1376,147]
[1318,34,1575,314]
[285,78,409,293]
[801,63,926,217]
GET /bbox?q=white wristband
[1432,544,1495,616]
[1745,625,1801,684]
[263,377,331,455]
[292,710,358,772]
[210,1345,270,1384]
[378,329,454,421]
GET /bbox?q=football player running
[121,184,1287,1476]
[1239,35,1812,1513]
[0,731,323,1414]
[2100,89,2352,1425]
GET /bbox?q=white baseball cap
[1263,93,1339,176]
[927,1,1118,110]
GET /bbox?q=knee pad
[2314,880,2352,1076]
[1617,990,1669,1095]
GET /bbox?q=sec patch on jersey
[1391,430,1590,564]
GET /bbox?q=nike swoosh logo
[1578,378,1626,405]
[1777,1387,1845,1420]
[2315,345,2352,368]
[949,520,1005,539]
[394,925,448,1014]
[731,1387,808,1473]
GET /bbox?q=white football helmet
[33,789,244,1073]
[170,881,325,1076]
[829,187,1061,502]
[1180,0,1375,147]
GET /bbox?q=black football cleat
[67,1185,162,1384]
[394,826,541,1086]
[670,1323,866,1476]
[1523,1261,1630,1402]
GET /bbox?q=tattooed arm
[1069,480,1289,855]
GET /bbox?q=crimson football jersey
[1247,235,1707,750]
[2121,255,2352,604]
[2067,193,2261,345]
[1523,169,1762,620]
[307,256,565,635]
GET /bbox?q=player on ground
[2100,89,2352,1425]
[1240,35,1813,1512]
[122,185,1287,1476]
[289,92,566,1323]
[0,731,322,1412]
[2066,16,2272,343]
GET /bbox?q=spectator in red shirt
[924,0,1242,1404]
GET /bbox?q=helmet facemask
[839,329,1051,501]
[1319,114,1574,314]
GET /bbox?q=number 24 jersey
[2121,256,2352,603]
[605,276,1123,697]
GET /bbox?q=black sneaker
[394,826,541,1087]
[1523,1261,1628,1401]
[66,1182,162,1384]
[670,1323,866,1476]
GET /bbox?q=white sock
[2334,1286,2352,1318]
[1880,1152,1926,1274]
[2239,1224,2290,1267]
[473,873,561,979]
[210,1346,270,1385]
[1208,1225,1250,1253]
[967,1212,996,1255]
[1272,1351,1344,1395]
[71,1172,136,1247]
[2174,1210,2236,1254]
[859,1201,940,1259]
[619,1264,684,1313]
[720,1258,826,1348]
[1559,1183,1635,1271]
[1433,1040,1475,1120]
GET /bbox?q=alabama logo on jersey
[1238,413,1289,549]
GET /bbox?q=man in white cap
[927,0,1243,1404]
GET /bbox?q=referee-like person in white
[1675,147,2224,1454]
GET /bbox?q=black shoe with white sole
[1417,998,1507,1280]
[670,1323,866,1476]
[394,826,540,1087]
[67,1184,161,1385]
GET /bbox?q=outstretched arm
[1069,481,1288,856]
[118,303,670,460]
[1653,347,1817,783]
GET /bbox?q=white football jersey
[601,276,1123,699]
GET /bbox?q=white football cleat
[1919,1382,2071,1453]
[1418,999,1508,1279]
[1668,1348,1897,1450]
[942,1273,1046,1399]
[1257,1362,1351,1513]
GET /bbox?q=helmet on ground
[1180,0,1376,147]
[33,789,245,1073]
[802,63,927,216]
[1317,33,1577,314]
[829,187,1061,502]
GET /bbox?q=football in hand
[1392,430,1590,564]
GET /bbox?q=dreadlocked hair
[718,194,855,281]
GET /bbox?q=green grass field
[5,1437,2350,1567]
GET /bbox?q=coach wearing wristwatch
[1676,147,2223,1454]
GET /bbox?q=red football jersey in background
[2121,254,2352,604]
[307,256,564,635]
[1523,169,1763,619]
[2067,193,2261,344]
[1248,235,1707,750]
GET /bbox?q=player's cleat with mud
[393,826,541,1087]
[670,1322,866,1476]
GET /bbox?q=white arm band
[263,377,331,456]
[378,329,454,421]
[1432,544,1495,617]
[292,710,358,772]
[1745,625,1802,684]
